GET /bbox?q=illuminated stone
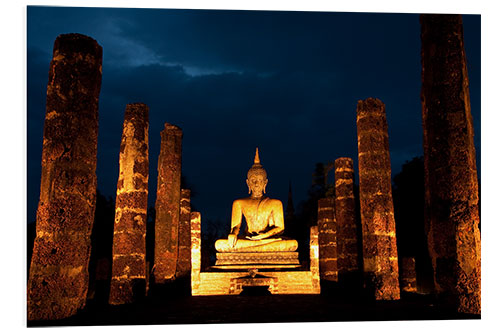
[310,226,321,292]
[356,98,400,300]
[192,149,320,295]
[317,198,338,281]
[334,157,359,275]
[192,225,320,295]
[27,33,102,320]
[190,211,201,294]
[216,148,297,251]
[109,103,149,305]
[421,14,481,314]
[176,189,192,278]
[154,123,182,283]
[400,257,417,293]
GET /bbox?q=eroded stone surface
[317,198,338,281]
[356,98,400,300]
[190,212,202,293]
[334,157,359,274]
[27,33,102,320]
[154,123,183,283]
[176,189,192,278]
[421,14,481,314]
[109,103,149,305]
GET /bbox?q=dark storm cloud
[27,7,480,226]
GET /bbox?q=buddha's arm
[228,200,243,247]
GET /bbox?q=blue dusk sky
[27,6,481,229]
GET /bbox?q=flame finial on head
[247,147,267,179]
[254,147,260,165]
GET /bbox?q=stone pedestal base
[215,251,300,266]
[193,270,319,295]
[191,219,320,295]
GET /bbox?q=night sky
[27,7,481,232]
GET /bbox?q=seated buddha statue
[215,148,298,253]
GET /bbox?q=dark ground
[27,278,479,327]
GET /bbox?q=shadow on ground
[28,278,479,327]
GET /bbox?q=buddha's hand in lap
[228,234,237,248]
[246,234,268,240]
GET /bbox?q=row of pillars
[317,14,480,314]
[27,13,480,320]
[27,34,192,320]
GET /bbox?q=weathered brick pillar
[317,198,338,281]
[356,98,400,300]
[309,226,321,293]
[400,257,417,293]
[334,157,359,275]
[109,103,149,305]
[176,189,192,278]
[27,33,102,320]
[421,14,481,314]
[154,123,182,283]
[190,212,201,295]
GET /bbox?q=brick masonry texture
[356,98,400,300]
[28,33,102,320]
[421,14,480,314]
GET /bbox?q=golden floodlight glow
[215,147,297,252]
[191,148,320,295]
[109,103,149,305]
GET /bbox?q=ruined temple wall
[334,157,359,274]
[356,98,400,300]
[109,103,149,304]
[27,33,102,320]
[421,14,481,314]
[154,123,183,283]
[317,198,338,281]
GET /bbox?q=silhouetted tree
[392,156,433,292]
[201,219,224,269]
[291,162,335,262]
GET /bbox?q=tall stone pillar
[109,103,149,305]
[317,198,338,281]
[309,226,321,293]
[356,98,400,300]
[421,14,481,314]
[176,189,192,278]
[334,157,359,275]
[154,123,182,283]
[27,33,102,320]
[400,257,417,293]
[190,212,202,295]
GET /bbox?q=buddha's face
[246,174,268,197]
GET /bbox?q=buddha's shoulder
[232,198,249,205]
[263,197,283,206]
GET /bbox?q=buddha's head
[246,148,268,198]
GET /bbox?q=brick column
[421,14,481,314]
[317,198,338,281]
[400,257,417,293]
[309,226,320,293]
[176,189,192,278]
[356,98,400,300]
[334,157,359,275]
[27,33,102,320]
[154,123,182,283]
[190,212,201,295]
[109,103,149,305]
